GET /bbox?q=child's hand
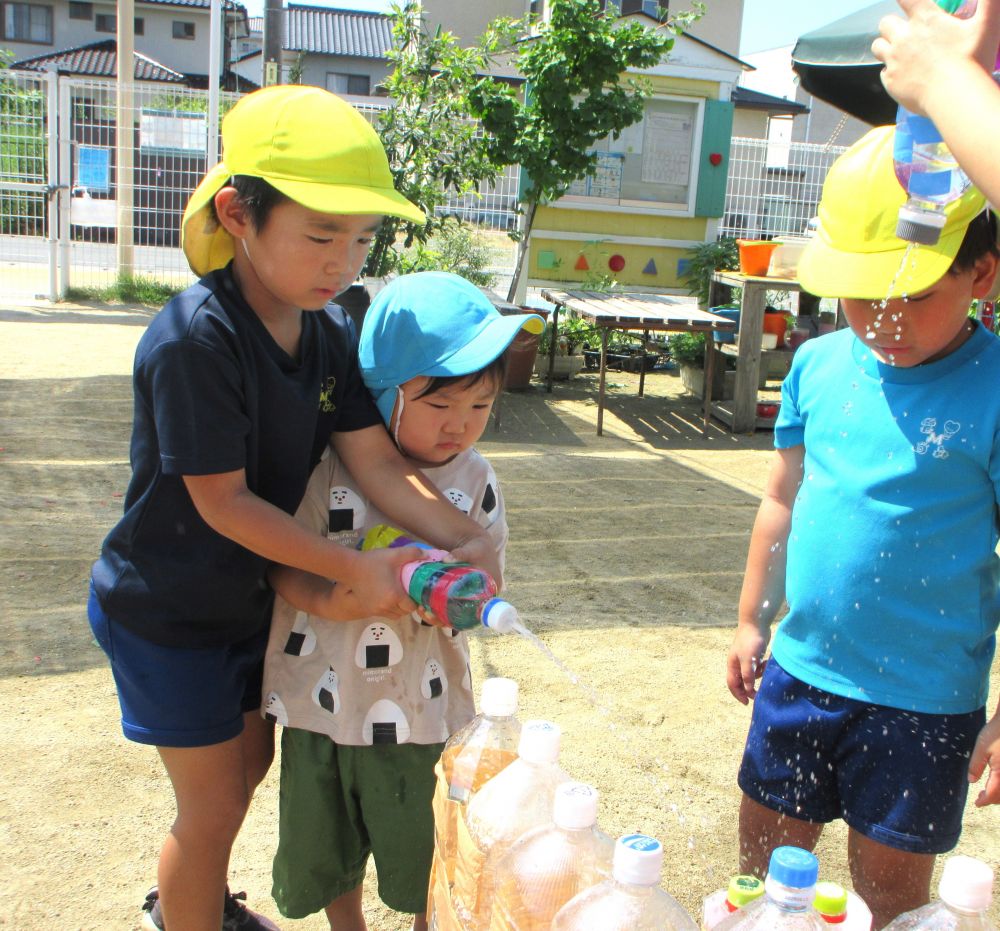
[345,546,423,620]
[873,0,1000,115]
[968,712,1000,807]
[726,624,770,705]
[447,532,502,588]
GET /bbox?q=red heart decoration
[709,152,723,166]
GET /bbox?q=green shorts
[271,727,444,918]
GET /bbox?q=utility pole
[207,0,221,168]
[116,0,134,279]
[263,0,282,86]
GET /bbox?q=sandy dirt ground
[2,301,1000,930]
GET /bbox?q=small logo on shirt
[319,376,337,413]
[914,418,960,459]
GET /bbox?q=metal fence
[1,71,841,301]
[719,135,847,241]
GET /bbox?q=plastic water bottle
[453,720,569,931]
[714,847,827,931]
[883,856,996,931]
[703,876,766,929]
[893,0,978,245]
[492,781,615,929]
[814,882,873,931]
[551,833,698,930]
[360,524,518,632]
[428,677,521,931]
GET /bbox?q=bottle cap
[813,881,848,918]
[479,677,518,717]
[612,834,663,886]
[768,847,819,890]
[939,855,994,912]
[727,875,765,908]
[896,203,947,245]
[517,720,560,764]
[553,782,599,830]
[481,598,518,634]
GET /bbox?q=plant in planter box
[537,315,601,356]
[666,331,706,367]
[680,237,740,308]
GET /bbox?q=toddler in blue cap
[261,272,542,930]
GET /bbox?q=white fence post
[44,69,59,301]
[57,75,72,296]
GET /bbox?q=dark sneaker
[140,885,280,931]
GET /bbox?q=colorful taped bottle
[361,524,518,633]
[551,833,698,930]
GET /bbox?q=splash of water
[865,242,919,363]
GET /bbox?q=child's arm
[268,563,367,622]
[183,470,422,620]
[726,445,804,705]
[873,0,1000,208]
[332,424,502,581]
[969,700,1000,807]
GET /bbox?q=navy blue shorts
[88,582,268,748]
[738,659,984,855]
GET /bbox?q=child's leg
[738,794,824,878]
[324,885,366,931]
[847,829,934,930]
[156,713,273,931]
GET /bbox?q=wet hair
[412,352,509,401]
[208,175,289,231]
[950,209,1000,273]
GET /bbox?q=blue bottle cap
[768,847,818,889]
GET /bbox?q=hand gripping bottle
[714,847,827,931]
[361,524,518,633]
[813,881,872,931]
[893,0,982,244]
[550,833,698,931]
[883,856,996,931]
[491,781,615,930]
[452,720,569,931]
[702,876,766,929]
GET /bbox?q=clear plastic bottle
[714,847,827,931]
[453,720,569,931]
[813,881,872,931]
[361,524,518,632]
[491,781,615,930]
[702,876,766,929]
[892,0,976,245]
[550,833,698,930]
[883,856,996,931]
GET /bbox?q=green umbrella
[791,0,965,125]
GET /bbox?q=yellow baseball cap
[797,126,986,300]
[182,85,425,277]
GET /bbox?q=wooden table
[540,289,738,436]
[707,271,813,433]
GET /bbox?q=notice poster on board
[640,113,692,187]
[589,152,624,199]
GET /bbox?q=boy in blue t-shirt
[728,126,1000,928]
[88,86,500,931]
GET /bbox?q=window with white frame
[325,72,370,96]
[2,2,52,43]
[562,96,701,212]
[172,19,195,39]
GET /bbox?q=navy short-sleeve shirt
[91,265,381,647]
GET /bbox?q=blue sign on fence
[78,146,110,194]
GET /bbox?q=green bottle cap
[727,875,765,908]
[813,881,848,918]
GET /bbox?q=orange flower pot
[737,240,779,277]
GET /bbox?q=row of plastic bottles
[428,677,998,931]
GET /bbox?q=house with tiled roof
[10,36,187,82]
[3,0,249,85]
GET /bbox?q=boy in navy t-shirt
[88,86,500,931]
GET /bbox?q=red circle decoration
[709,152,723,166]
[608,254,626,272]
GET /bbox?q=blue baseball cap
[359,272,545,426]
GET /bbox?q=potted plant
[680,238,740,309]
[667,332,734,400]
[534,316,595,379]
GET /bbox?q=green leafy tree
[365,3,520,278]
[469,0,695,300]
